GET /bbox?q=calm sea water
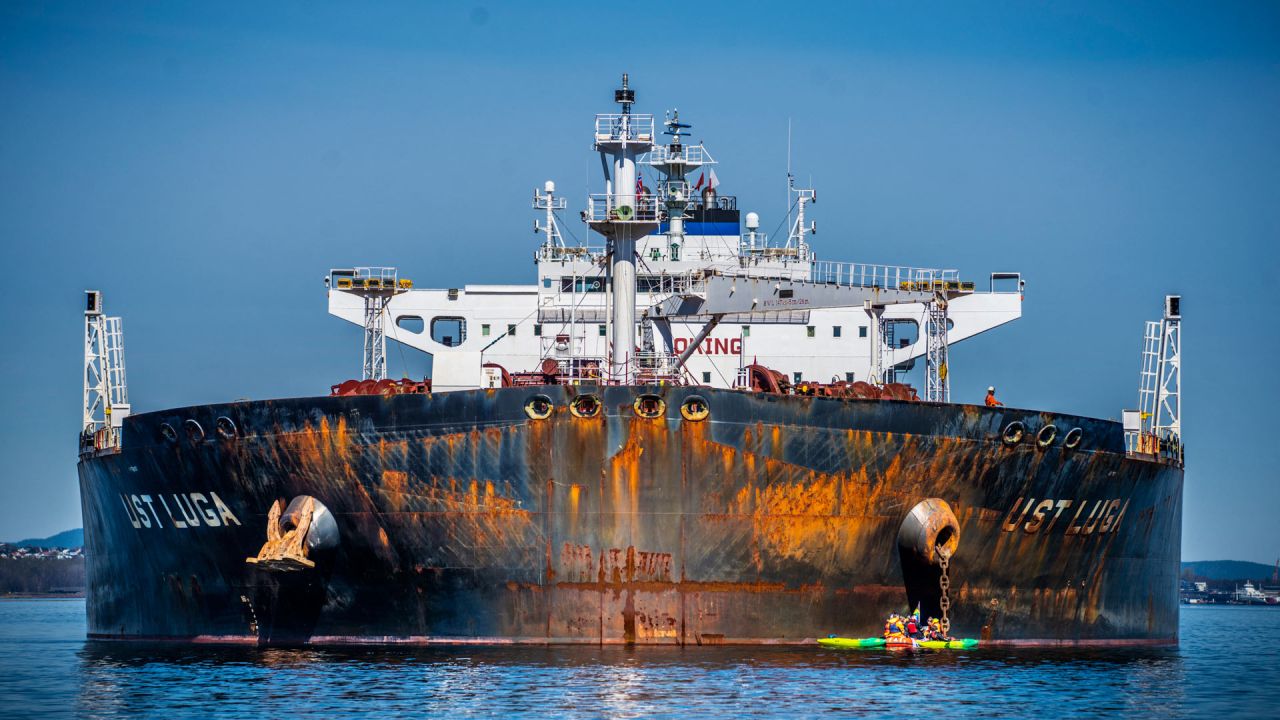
[0,600,1275,719]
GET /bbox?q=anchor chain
[937,544,952,634]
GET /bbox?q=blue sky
[1,1,1277,561]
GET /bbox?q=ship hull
[77,386,1182,645]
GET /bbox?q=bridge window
[806,326,815,338]
[598,325,607,337]
[833,325,842,338]
[702,371,711,383]
[562,277,606,293]
[481,324,491,337]
[859,326,867,338]
[396,316,425,334]
[507,324,517,336]
[534,324,542,336]
[431,317,467,347]
[741,325,750,337]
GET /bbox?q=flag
[692,172,704,190]
[708,168,720,189]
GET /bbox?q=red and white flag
[708,168,720,189]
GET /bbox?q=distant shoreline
[2,592,85,600]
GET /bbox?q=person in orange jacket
[985,386,1004,407]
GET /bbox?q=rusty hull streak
[78,385,1182,646]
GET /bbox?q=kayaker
[926,618,952,642]
[884,613,906,639]
[906,616,921,639]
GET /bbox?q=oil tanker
[77,77,1185,646]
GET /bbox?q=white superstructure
[328,77,1024,393]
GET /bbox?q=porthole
[1036,424,1058,449]
[216,416,238,440]
[184,419,205,443]
[633,394,666,419]
[1063,427,1083,450]
[569,394,601,419]
[159,422,178,444]
[1001,421,1025,446]
[679,395,710,422]
[524,394,554,420]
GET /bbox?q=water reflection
[74,642,1190,719]
[0,602,1247,718]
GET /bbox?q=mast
[1154,295,1182,439]
[585,74,659,381]
[533,180,566,250]
[82,290,129,451]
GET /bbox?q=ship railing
[812,261,961,291]
[353,267,399,283]
[644,144,715,166]
[738,235,816,262]
[637,271,710,296]
[989,272,1024,294]
[682,195,737,212]
[628,351,690,385]
[539,356,614,386]
[328,266,412,291]
[536,245,605,262]
[727,261,964,292]
[593,114,655,144]
[1125,429,1184,466]
[585,193,664,223]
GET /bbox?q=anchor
[246,495,339,572]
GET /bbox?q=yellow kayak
[917,639,979,649]
[818,637,978,650]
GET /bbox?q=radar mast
[584,73,660,381]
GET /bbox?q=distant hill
[11,528,84,549]
[1182,560,1276,582]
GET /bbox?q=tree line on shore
[0,557,86,594]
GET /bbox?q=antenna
[533,180,566,249]
[615,72,634,115]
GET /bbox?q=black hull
[77,386,1183,645]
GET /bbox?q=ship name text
[671,337,743,356]
[1001,497,1129,536]
[119,492,242,530]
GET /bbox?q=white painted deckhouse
[327,75,1024,394]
